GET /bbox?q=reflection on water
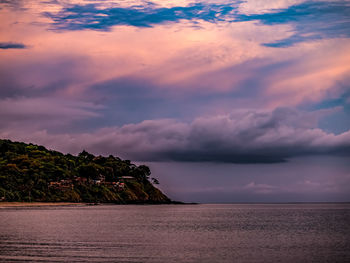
[0,204,349,262]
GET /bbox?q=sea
[0,204,349,262]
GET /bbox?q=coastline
[0,202,84,208]
[0,201,189,208]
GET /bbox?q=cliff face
[0,139,171,204]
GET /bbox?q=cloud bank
[2,107,349,163]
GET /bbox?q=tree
[78,150,95,162]
[151,178,159,185]
[0,139,170,203]
[134,165,151,181]
[77,163,100,179]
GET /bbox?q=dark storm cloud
[0,42,26,49]
[44,1,350,46]
[142,107,350,163]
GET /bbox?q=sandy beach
[0,202,83,208]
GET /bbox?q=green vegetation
[0,139,171,204]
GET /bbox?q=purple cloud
[2,107,349,163]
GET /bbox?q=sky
[0,0,349,202]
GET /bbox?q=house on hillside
[49,180,73,190]
[92,174,105,185]
[92,179,101,185]
[49,182,61,188]
[116,182,125,190]
[74,177,87,184]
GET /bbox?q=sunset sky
[1,0,349,202]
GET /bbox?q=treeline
[0,139,171,203]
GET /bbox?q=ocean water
[0,204,349,262]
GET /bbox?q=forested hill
[0,139,171,204]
